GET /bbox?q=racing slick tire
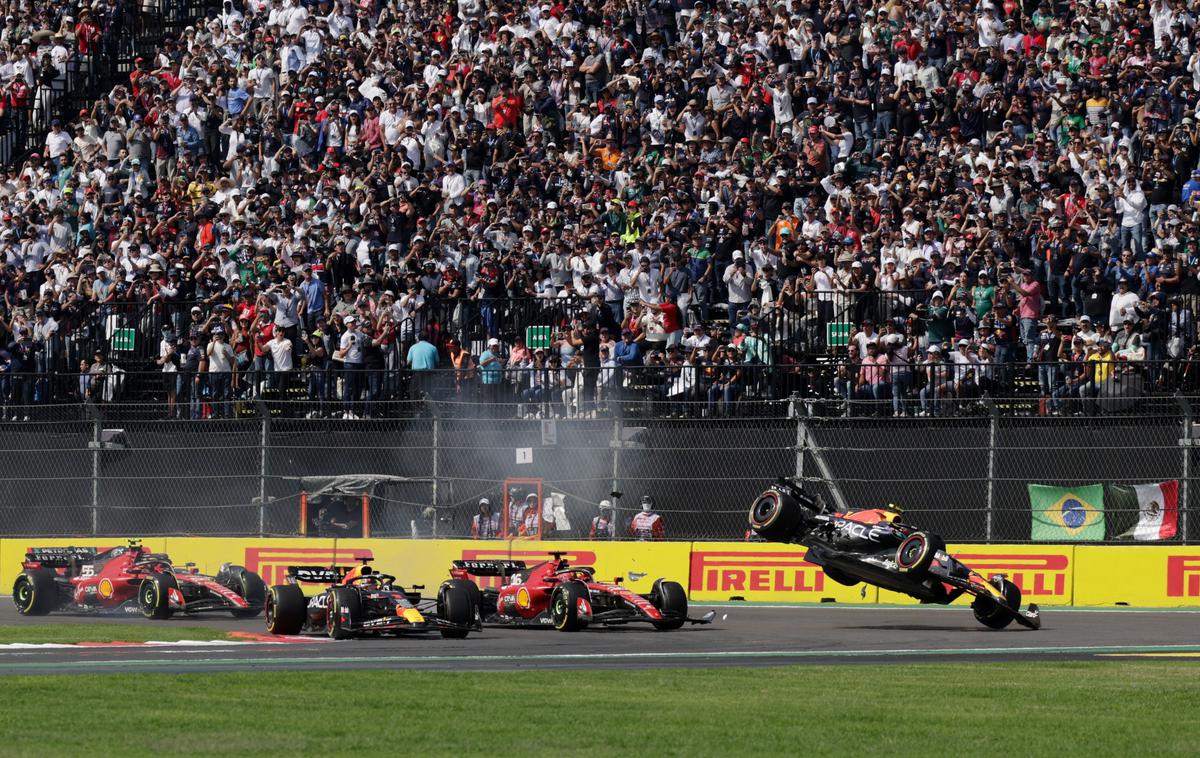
[265,584,307,635]
[327,587,362,640]
[12,568,59,616]
[140,572,179,620]
[440,578,482,614]
[437,585,475,639]
[650,579,688,630]
[748,486,815,542]
[229,570,267,619]
[972,577,1022,630]
[550,581,590,632]
[822,567,859,587]
[895,532,943,576]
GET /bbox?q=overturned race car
[449,553,715,631]
[265,557,478,639]
[748,478,1041,630]
[13,541,265,619]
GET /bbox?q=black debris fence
[0,397,1197,544]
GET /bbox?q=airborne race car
[749,478,1041,630]
[448,553,716,631]
[13,541,265,619]
[265,558,478,639]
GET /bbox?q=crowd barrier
[2,538,1199,608]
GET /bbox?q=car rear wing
[451,560,527,577]
[24,547,97,568]
[286,566,349,584]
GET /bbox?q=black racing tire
[230,570,267,619]
[441,578,482,613]
[550,581,590,632]
[822,566,859,587]
[265,584,306,635]
[327,587,361,640]
[140,572,178,620]
[748,486,814,542]
[972,577,1022,630]
[895,532,938,576]
[437,585,475,639]
[12,568,59,616]
[650,579,687,630]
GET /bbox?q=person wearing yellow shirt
[1083,338,1115,414]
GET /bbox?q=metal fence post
[985,397,998,543]
[258,402,269,537]
[431,417,440,538]
[611,416,622,527]
[1177,393,1192,544]
[89,406,101,535]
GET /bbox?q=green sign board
[525,325,553,350]
[826,322,851,347]
[110,328,136,352]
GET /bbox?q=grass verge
[1,662,1197,756]
[0,623,232,644]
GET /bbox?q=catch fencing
[0,396,1197,544]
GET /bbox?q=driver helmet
[641,495,654,512]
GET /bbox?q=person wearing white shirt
[441,164,466,208]
[1115,177,1147,257]
[723,254,753,323]
[1108,278,1141,328]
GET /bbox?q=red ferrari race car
[264,558,478,639]
[749,478,1041,630]
[12,541,265,620]
[447,553,716,631]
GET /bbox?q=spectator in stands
[8,0,1200,421]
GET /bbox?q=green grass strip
[0,663,1196,756]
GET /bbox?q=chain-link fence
[0,396,1196,543]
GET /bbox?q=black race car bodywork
[264,558,479,639]
[749,478,1041,630]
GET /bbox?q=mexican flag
[1028,484,1106,541]
[1113,482,1179,541]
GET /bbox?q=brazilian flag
[1028,484,1106,541]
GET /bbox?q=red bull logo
[956,553,1069,597]
[1166,556,1200,597]
[244,547,373,586]
[460,549,597,588]
[689,551,826,594]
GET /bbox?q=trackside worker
[590,500,616,540]
[472,498,499,539]
[629,495,665,541]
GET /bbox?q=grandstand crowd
[1,0,1200,417]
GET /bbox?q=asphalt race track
[1,604,1199,674]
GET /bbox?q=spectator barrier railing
[0,395,1195,545]
[5,358,1200,417]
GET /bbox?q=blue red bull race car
[448,552,715,631]
[265,557,478,639]
[749,478,1041,630]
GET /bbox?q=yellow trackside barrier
[876,544,1077,607]
[1074,546,1200,606]
[2,538,1198,608]
[687,542,877,603]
